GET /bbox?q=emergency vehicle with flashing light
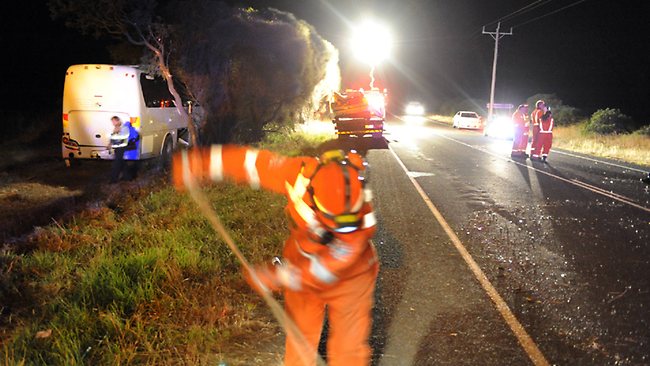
[330,88,386,139]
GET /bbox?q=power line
[476,0,555,41]
[485,0,556,27]
[511,0,592,29]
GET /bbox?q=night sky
[2,0,649,123]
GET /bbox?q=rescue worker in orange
[172,145,378,366]
[537,109,554,162]
[510,104,529,158]
[530,100,547,160]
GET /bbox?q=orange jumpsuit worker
[510,104,529,157]
[537,110,554,162]
[530,100,547,160]
[172,145,379,366]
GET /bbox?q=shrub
[584,108,634,135]
[633,125,650,136]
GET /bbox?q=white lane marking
[431,131,650,214]
[388,145,551,366]
[407,171,435,178]
[551,149,648,173]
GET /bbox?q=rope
[181,151,326,366]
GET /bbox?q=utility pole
[482,22,512,122]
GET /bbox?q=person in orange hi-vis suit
[538,109,554,163]
[530,100,547,160]
[510,104,529,158]
[172,145,379,366]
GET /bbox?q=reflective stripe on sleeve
[209,145,223,182]
[362,211,377,229]
[245,149,260,189]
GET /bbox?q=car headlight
[487,117,514,138]
[405,104,424,116]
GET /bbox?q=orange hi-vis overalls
[511,110,529,155]
[538,115,554,159]
[530,108,544,158]
[174,145,379,366]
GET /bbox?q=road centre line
[387,145,551,366]
[431,132,650,214]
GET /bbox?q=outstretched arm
[172,144,310,195]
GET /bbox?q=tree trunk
[146,43,200,147]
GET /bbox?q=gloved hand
[245,259,302,294]
[171,149,205,191]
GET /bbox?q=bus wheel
[160,135,173,170]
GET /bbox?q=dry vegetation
[553,124,650,166]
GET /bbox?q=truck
[330,88,386,139]
[61,64,196,167]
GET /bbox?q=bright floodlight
[350,20,392,65]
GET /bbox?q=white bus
[61,64,194,166]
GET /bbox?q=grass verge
[1,130,331,365]
[553,123,650,167]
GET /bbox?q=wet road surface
[364,118,649,365]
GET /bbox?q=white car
[452,111,482,129]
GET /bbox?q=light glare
[350,20,392,65]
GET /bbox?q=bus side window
[140,74,173,108]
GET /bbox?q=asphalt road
[363,117,650,365]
